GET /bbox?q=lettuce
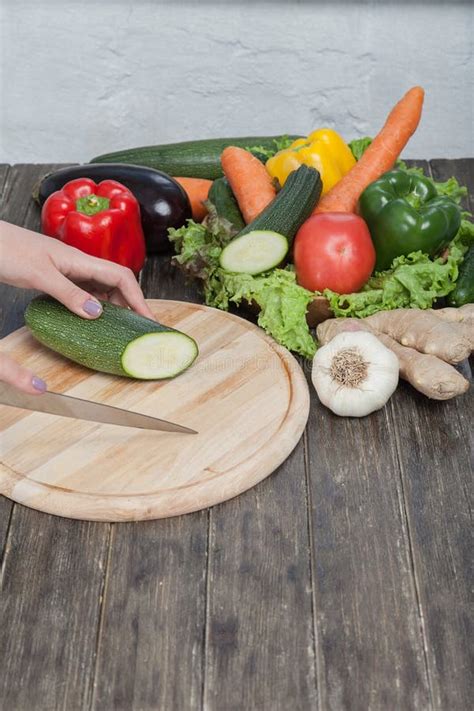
[245,135,295,162]
[168,206,235,280]
[324,240,467,318]
[206,267,316,358]
[348,136,373,161]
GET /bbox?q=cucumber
[239,164,322,243]
[447,244,474,306]
[208,178,245,231]
[25,297,198,380]
[219,231,288,275]
[90,135,301,180]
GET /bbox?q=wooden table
[0,161,472,711]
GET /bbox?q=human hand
[0,221,154,394]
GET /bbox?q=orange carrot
[174,177,212,222]
[315,86,425,214]
[221,146,276,224]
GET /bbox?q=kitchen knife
[0,382,197,434]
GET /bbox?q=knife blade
[0,382,197,434]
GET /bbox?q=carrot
[314,86,425,214]
[221,146,276,224]
[174,177,212,222]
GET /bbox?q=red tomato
[294,213,375,293]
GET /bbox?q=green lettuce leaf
[432,177,467,204]
[348,136,372,161]
[205,267,316,358]
[168,208,235,280]
[245,135,295,162]
[324,243,467,318]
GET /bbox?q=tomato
[294,212,376,293]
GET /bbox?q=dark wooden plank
[306,381,431,709]
[90,260,208,711]
[139,252,203,303]
[0,508,110,711]
[0,164,10,194]
[0,165,110,711]
[383,159,474,710]
[203,438,316,711]
[388,383,473,711]
[91,516,208,711]
[302,160,433,709]
[0,164,13,555]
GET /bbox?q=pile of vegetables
[164,87,473,367]
[32,86,473,408]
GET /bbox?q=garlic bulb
[312,331,399,417]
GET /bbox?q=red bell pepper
[41,178,146,274]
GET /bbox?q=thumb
[0,353,47,395]
[45,272,103,319]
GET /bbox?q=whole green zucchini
[447,244,474,306]
[25,296,198,380]
[218,165,322,275]
[90,135,301,180]
[208,178,245,231]
[239,164,322,243]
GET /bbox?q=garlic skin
[312,331,399,417]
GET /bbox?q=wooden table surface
[0,160,472,711]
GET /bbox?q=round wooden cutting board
[0,300,309,521]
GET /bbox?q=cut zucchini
[122,331,198,379]
[219,230,288,275]
[25,296,198,380]
[239,164,322,244]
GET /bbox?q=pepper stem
[76,195,110,216]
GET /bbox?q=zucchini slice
[219,230,288,275]
[25,297,198,380]
[121,331,198,379]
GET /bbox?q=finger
[113,270,154,319]
[67,256,154,320]
[108,291,129,309]
[0,353,47,395]
[40,270,103,319]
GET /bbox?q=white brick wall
[1,0,472,162]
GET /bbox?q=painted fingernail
[32,376,47,393]
[83,299,102,317]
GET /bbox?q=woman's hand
[0,221,153,394]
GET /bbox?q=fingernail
[32,376,47,393]
[83,299,102,317]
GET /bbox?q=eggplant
[34,163,192,254]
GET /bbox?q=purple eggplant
[34,163,192,254]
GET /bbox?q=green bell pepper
[359,169,461,272]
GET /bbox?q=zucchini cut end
[121,332,198,380]
[219,230,288,275]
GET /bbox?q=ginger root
[365,309,471,363]
[317,307,472,400]
[430,304,474,349]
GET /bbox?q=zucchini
[219,231,288,275]
[90,135,301,180]
[25,297,198,380]
[447,244,474,306]
[208,178,245,231]
[239,164,322,243]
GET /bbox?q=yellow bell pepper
[266,128,356,195]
